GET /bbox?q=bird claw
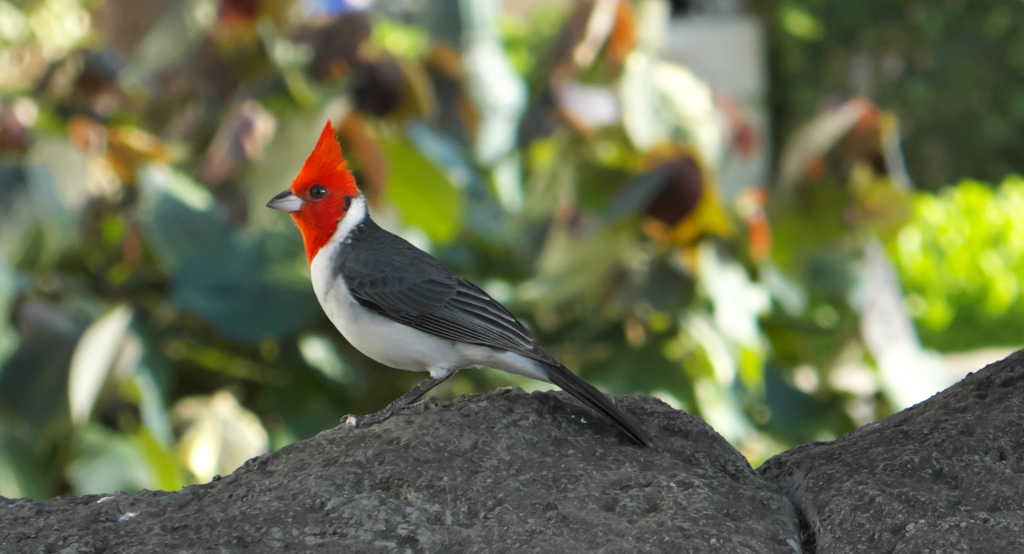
[342,409,392,429]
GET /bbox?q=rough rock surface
[760,349,1024,554]
[6,349,1024,554]
[0,389,802,554]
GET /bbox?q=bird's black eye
[309,185,327,199]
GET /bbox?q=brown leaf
[777,98,874,191]
[67,115,107,154]
[425,41,462,78]
[107,126,167,183]
[604,0,636,72]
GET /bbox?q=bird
[266,121,652,447]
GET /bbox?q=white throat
[332,194,367,245]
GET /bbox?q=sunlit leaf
[0,2,30,44]
[173,390,268,483]
[403,120,511,236]
[693,375,749,444]
[68,305,134,424]
[778,3,824,42]
[890,176,1024,350]
[139,163,214,212]
[856,241,951,410]
[761,263,808,318]
[696,242,770,347]
[555,81,620,132]
[620,54,722,163]
[461,4,527,166]
[619,52,659,152]
[26,0,92,60]
[684,313,736,387]
[373,17,430,60]
[106,126,168,182]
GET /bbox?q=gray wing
[335,220,555,364]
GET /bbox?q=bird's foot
[342,408,393,429]
[342,373,456,429]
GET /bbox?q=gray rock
[760,349,1024,554]
[11,347,1024,554]
[0,388,802,553]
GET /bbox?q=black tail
[542,362,653,447]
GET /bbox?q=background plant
[0,0,1019,498]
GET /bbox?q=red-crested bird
[267,121,652,447]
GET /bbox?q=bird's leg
[344,372,455,428]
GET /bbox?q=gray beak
[267,189,304,213]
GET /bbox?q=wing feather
[335,220,553,364]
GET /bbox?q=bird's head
[267,120,360,264]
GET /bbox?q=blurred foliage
[748,0,1024,190]
[892,176,1024,351]
[0,0,1019,500]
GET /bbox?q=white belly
[308,239,547,381]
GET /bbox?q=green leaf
[137,163,223,270]
[373,17,430,60]
[22,137,92,263]
[379,135,463,244]
[891,176,1024,350]
[133,363,174,447]
[0,330,79,435]
[778,4,824,42]
[137,164,321,342]
[0,421,49,498]
[132,426,186,492]
[0,259,18,367]
[298,333,352,384]
[66,425,155,495]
